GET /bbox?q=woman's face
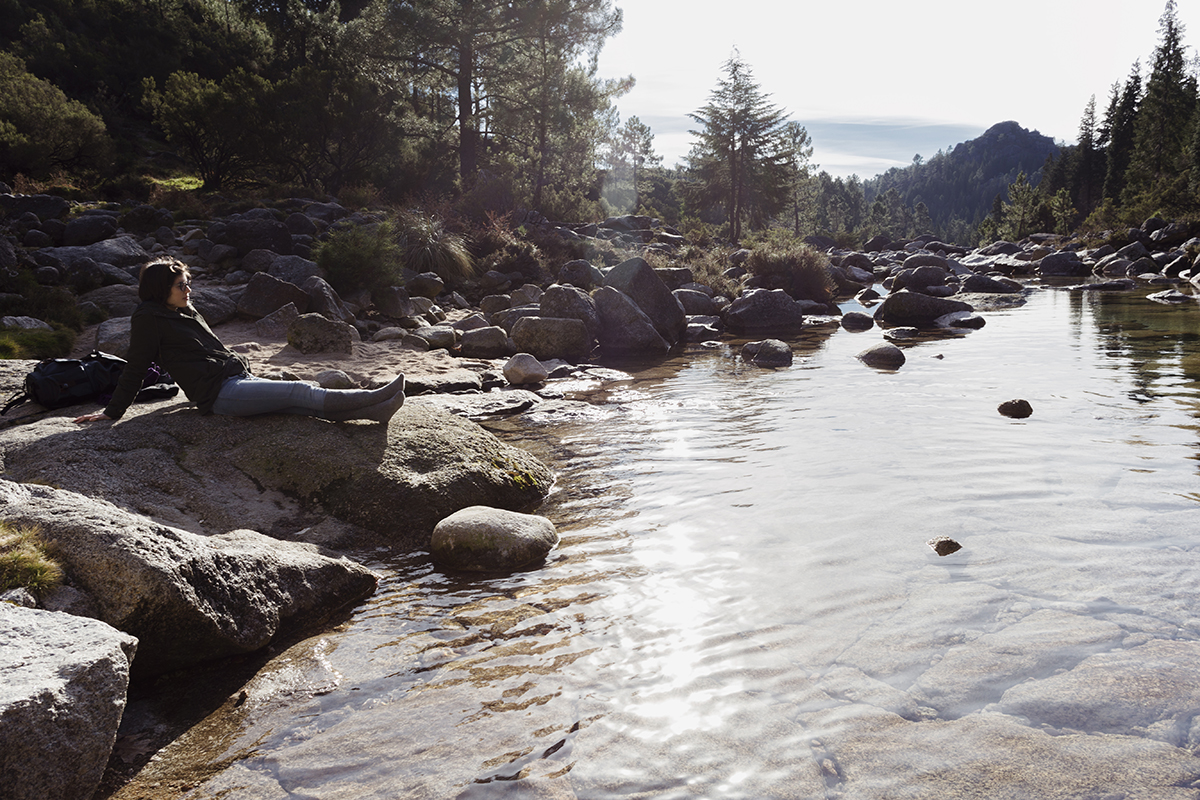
[166,274,192,310]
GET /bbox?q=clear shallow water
[123,286,1200,799]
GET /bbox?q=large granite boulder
[207,217,293,257]
[603,257,687,344]
[724,288,806,332]
[511,316,592,361]
[539,283,600,340]
[430,506,559,572]
[557,259,605,289]
[223,403,554,544]
[287,313,358,354]
[593,285,671,355]
[270,254,322,286]
[237,271,312,319]
[0,604,136,800]
[301,275,355,325]
[189,287,238,325]
[1037,251,1089,277]
[458,325,512,359]
[373,286,416,319]
[0,479,378,677]
[0,379,552,549]
[873,289,973,325]
[95,316,133,357]
[63,214,118,247]
[0,193,69,220]
[41,236,150,269]
[80,284,140,317]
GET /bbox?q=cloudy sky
[595,0,1200,179]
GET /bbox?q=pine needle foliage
[315,220,405,293]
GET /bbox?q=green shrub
[745,245,835,303]
[0,272,89,334]
[0,523,63,598]
[479,240,544,280]
[0,326,76,359]
[678,245,742,299]
[0,53,112,182]
[315,221,405,293]
[395,212,474,285]
[467,213,520,261]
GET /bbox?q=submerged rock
[856,341,906,370]
[742,339,793,367]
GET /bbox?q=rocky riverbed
[3,189,1200,799]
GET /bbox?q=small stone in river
[927,536,962,556]
[855,341,905,370]
[998,399,1033,419]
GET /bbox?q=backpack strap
[1,390,29,416]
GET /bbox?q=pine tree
[1072,95,1103,216]
[685,52,791,242]
[781,121,814,237]
[1103,61,1142,201]
[604,115,661,213]
[357,0,625,188]
[1124,0,1197,200]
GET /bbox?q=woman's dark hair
[138,260,189,303]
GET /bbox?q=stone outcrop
[237,270,312,318]
[725,288,806,332]
[0,479,378,677]
[511,315,591,361]
[874,289,974,325]
[602,256,687,345]
[1,603,137,800]
[0,402,554,551]
[222,403,554,544]
[287,312,358,354]
[594,285,671,355]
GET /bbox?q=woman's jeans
[211,375,328,417]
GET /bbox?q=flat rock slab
[912,609,1126,716]
[997,639,1200,744]
[0,398,552,549]
[803,704,1200,800]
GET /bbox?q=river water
[117,284,1200,799]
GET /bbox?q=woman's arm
[100,312,160,420]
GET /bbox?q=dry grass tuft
[0,523,64,598]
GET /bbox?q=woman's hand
[73,411,112,424]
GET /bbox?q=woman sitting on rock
[74,259,405,424]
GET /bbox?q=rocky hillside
[864,121,1061,229]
